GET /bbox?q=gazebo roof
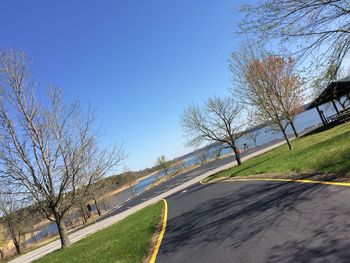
[307,76,350,110]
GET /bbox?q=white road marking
[9,141,286,263]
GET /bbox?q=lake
[28,98,343,244]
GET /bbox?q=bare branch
[0,49,126,248]
[239,0,350,91]
[181,96,247,165]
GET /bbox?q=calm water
[29,99,345,244]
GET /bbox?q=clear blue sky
[0,0,247,171]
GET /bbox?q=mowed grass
[209,122,350,180]
[36,202,163,263]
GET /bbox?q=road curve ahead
[156,181,350,263]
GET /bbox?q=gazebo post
[336,97,346,109]
[316,106,326,125]
[332,100,340,114]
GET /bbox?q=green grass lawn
[36,202,163,263]
[208,122,350,181]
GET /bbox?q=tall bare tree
[155,155,171,176]
[230,47,304,149]
[181,96,246,165]
[239,0,350,88]
[0,49,125,248]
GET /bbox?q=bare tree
[230,46,305,149]
[239,0,350,88]
[181,96,246,165]
[0,223,5,261]
[195,145,213,164]
[247,130,260,148]
[172,160,185,173]
[25,212,42,245]
[245,111,263,148]
[0,49,126,248]
[86,179,110,217]
[0,191,26,255]
[122,167,136,197]
[155,155,171,175]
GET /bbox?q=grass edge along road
[149,199,168,263]
[35,202,164,263]
[207,122,350,182]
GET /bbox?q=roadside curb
[202,178,350,187]
[9,140,286,263]
[149,199,168,263]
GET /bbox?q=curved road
[102,126,318,221]
[99,140,282,220]
[11,138,287,262]
[157,181,350,263]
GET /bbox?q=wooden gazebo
[307,76,350,125]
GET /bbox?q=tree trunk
[80,202,88,223]
[93,198,101,216]
[80,210,87,224]
[21,233,26,249]
[281,128,293,150]
[102,200,108,211]
[289,121,299,138]
[12,237,21,255]
[31,231,37,244]
[53,212,71,249]
[8,223,21,255]
[67,212,74,228]
[231,145,242,165]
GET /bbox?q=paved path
[10,139,286,263]
[157,180,350,263]
[100,139,284,220]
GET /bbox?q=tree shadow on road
[268,230,350,263]
[160,182,350,262]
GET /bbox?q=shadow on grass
[227,158,270,177]
[301,121,347,138]
[209,152,274,180]
[313,149,350,173]
[295,130,350,172]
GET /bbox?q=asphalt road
[156,181,350,263]
[99,139,284,221]
[11,138,287,263]
[102,125,319,220]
